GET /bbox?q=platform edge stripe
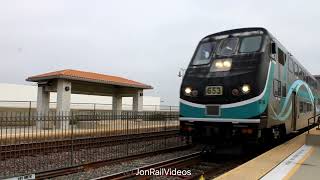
[260,145,313,180]
[283,146,315,180]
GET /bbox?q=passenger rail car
[179,27,320,143]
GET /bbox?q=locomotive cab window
[288,58,293,73]
[192,42,217,65]
[239,36,262,53]
[299,68,304,79]
[297,67,302,77]
[270,42,276,55]
[217,38,239,56]
[294,63,299,76]
[301,71,305,80]
[278,48,286,66]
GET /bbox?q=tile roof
[26,69,152,89]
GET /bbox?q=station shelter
[27,69,152,129]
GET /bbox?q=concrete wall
[0,83,161,111]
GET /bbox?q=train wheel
[259,128,274,148]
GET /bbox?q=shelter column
[133,90,143,112]
[37,86,50,115]
[56,79,72,129]
[112,94,122,112]
[112,94,122,121]
[36,86,50,128]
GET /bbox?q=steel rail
[92,151,202,180]
[0,130,179,159]
[35,145,194,180]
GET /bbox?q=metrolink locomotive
[179,27,320,144]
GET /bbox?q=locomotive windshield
[191,35,263,66]
[217,38,239,56]
[239,36,262,53]
[191,42,217,65]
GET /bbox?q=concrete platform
[216,127,320,180]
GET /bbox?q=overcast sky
[0,0,320,105]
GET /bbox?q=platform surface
[289,146,320,180]
[215,127,320,180]
[261,144,317,179]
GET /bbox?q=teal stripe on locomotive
[180,62,275,119]
[180,102,206,118]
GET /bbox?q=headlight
[215,61,223,68]
[211,58,232,72]
[241,84,250,94]
[223,60,232,68]
[185,87,192,95]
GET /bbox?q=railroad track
[4,126,311,179]
[91,151,247,180]
[185,157,250,180]
[92,151,202,180]
[35,144,194,180]
[85,149,265,180]
[0,130,179,160]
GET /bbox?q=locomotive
[179,27,320,144]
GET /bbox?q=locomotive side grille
[206,105,220,116]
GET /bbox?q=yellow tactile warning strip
[215,128,320,180]
[283,146,315,180]
[261,145,314,179]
